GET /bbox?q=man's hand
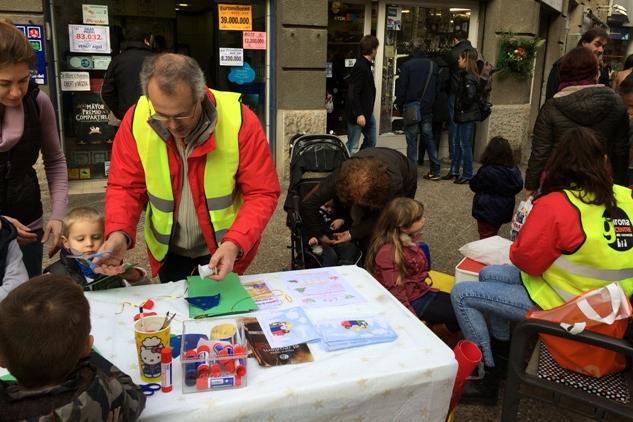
[356,115,366,127]
[93,231,128,276]
[207,241,241,281]
[2,216,37,246]
[331,230,352,245]
[42,219,63,258]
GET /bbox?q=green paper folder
[187,272,257,318]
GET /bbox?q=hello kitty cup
[134,315,171,382]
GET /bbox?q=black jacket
[101,41,154,120]
[0,217,17,283]
[527,86,630,190]
[395,53,438,114]
[431,55,451,123]
[448,40,473,94]
[301,147,417,250]
[454,71,481,123]
[0,82,43,226]
[345,56,376,123]
[44,249,126,291]
[546,58,611,100]
[470,165,523,226]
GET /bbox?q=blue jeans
[403,114,440,175]
[346,114,376,153]
[450,265,535,367]
[447,95,458,175]
[450,121,474,179]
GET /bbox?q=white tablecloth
[85,265,457,421]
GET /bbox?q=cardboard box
[454,257,486,283]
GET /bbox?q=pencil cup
[134,315,172,383]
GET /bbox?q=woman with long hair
[612,53,633,92]
[451,127,633,404]
[445,48,481,184]
[0,20,68,276]
[527,47,629,193]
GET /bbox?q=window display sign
[386,7,402,31]
[218,4,252,31]
[219,47,244,66]
[243,31,266,49]
[15,24,47,85]
[73,92,115,144]
[69,24,110,53]
[60,72,91,91]
[82,4,109,25]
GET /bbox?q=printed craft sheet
[242,280,281,310]
[281,269,365,308]
[256,306,320,348]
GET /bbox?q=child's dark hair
[0,274,91,388]
[480,136,515,167]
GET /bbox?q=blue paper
[317,316,398,351]
[256,306,320,348]
[185,294,221,310]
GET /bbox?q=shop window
[380,5,471,134]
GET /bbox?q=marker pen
[160,346,173,393]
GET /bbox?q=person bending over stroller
[301,147,417,259]
[305,199,360,266]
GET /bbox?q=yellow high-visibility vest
[132,89,243,261]
[522,185,633,309]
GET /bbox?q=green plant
[497,33,545,78]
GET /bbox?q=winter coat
[101,41,154,120]
[448,40,474,94]
[431,55,451,123]
[0,352,145,422]
[454,71,481,123]
[345,56,376,123]
[0,217,28,302]
[104,88,280,277]
[394,53,438,114]
[527,85,630,190]
[470,165,523,226]
[44,249,127,291]
[546,57,612,100]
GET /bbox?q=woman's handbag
[527,282,633,377]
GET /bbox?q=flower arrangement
[496,33,545,78]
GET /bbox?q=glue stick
[161,346,173,393]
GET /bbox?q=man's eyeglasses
[147,99,198,122]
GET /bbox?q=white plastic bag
[458,235,512,265]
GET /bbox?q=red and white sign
[243,31,266,50]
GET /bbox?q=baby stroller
[284,133,357,269]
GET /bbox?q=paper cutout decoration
[228,62,256,85]
[186,273,257,318]
[185,294,221,310]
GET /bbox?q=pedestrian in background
[345,35,379,153]
[469,137,523,239]
[395,38,439,178]
[617,73,633,186]
[612,54,633,92]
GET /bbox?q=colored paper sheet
[281,269,365,308]
[187,273,257,318]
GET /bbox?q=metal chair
[501,319,633,421]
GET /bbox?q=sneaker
[423,173,441,181]
[454,177,470,184]
[441,173,457,180]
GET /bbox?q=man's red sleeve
[222,106,281,256]
[510,192,585,276]
[104,107,148,247]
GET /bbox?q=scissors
[140,383,161,396]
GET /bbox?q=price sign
[60,72,91,91]
[243,31,266,50]
[69,24,110,53]
[219,48,244,66]
[218,4,252,31]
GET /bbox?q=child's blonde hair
[62,207,103,237]
[366,198,425,286]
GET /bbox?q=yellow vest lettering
[132,89,242,261]
[522,186,633,310]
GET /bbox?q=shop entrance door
[377,2,478,134]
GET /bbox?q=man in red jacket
[94,54,280,282]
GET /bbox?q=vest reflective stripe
[521,186,633,310]
[132,89,242,261]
